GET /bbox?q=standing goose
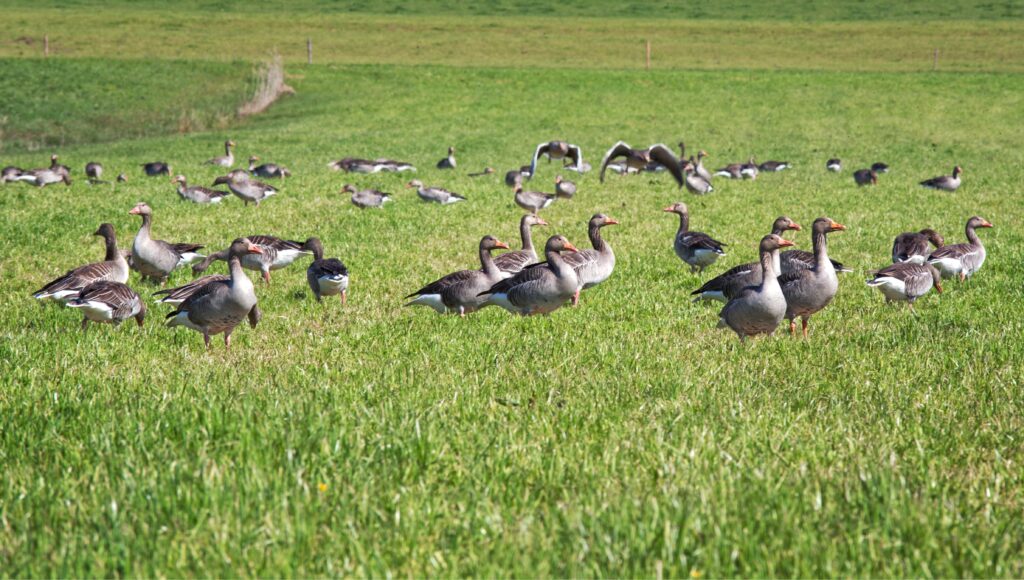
[853,168,877,186]
[171,175,230,204]
[505,165,533,187]
[927,216,992,281]
[407,180,466,205]
[478,235,580,316]
[513,178,557,214]
[531,141,584,176]
[405,236,510,316]
[682,161,714,194]
[66,281,146,331]
[717,234,795,341]
[664,202,726,274]
[920,165,963,192]
[866,263,942,311]
[436,146,457,169]
[85,162,104,182]
[552,213,618,306]
[871,162,890,174]
[213,169,277,206]
[247,156,291,178]
[554,175,577,198]
[892,229,945,264]
[205,140,236,168]
[166,238,262,349]
[192,235,315,284]
[34,223,130,302]
[468,167,496,177]
[759,159,791,172]
[142,161,172,176]
[342,184,392,208]
[826,158,842,172]
[778,217,847,337]
[599,141,683,186]
[493,214,548,275]
[306,238,349,303]
[694,150,714,182]
[128,202,205,284]
[692,216,801,303]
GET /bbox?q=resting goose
[171,175,230,204]
[759,160,790,172]
[342,184,392,209]
[407,180,465,204]
[142,161,171,176]
[546,213,618,306]
[2,166,23,183]
[717,234,795,341]
[691,216,801,303]
[513,178,556,214]
[531,141,584,176]
[478,235,580,316]
[714,161,743,179]
[34,223,130,302]
[303,238,349,303]
[405,236,510,316]
[740,157,759,179]
[682,161,714,194]
[853,168,877,186]
[375,158,416,172]
[493,214,547,274]
[778,217,846,337]
[664,202,726,274]
[554,175,576,198]
[920,165,963,192]
[436,146,457,169]
[866,263,942,311]
[871,162,890,174]
[85,162,103,182]
[166,238,262,349]
[328,157,377,173]
[213,169,277,206]
[128,202,205,284]
[826,158,842,172]
[927,216,992,281]
[599,141,683,186]
[469,167,495,177]
[67,281,146,331]
[193,235,315,284]
[892,229,944,264]
[205,140,236,168]
[13,155,71,187]
[248,156,291,178]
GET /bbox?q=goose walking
[717,235,795,341]
[205,140,236,168]
[405,236,510,316]
[920,165,963,192]
[342,184,392,208]
[67,281,146,331]
[128,203,205,284]
[436,146,457,169]
[171,175,230,204]
[407,180,466,204]
[213,169,277,206]
[141,161,172,176]
[531,141,584,176]
[478,235,580,316]
[927,216,992,281]
[691,216,801,303]
[892,229,944,264]
[554,175,576,198]
[599,142,683,186]
[778,217,846,337]
[247,156,291,178]
[493,214,547,275]
[33,223,130,302]
[866,263,942,311]
[193,235,315,284]
[306,238,349,303]
[664,202,726,274]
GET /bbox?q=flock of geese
[10,137,989,346]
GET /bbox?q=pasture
[1,1,1023,576]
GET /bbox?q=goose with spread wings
[530,141,583,177]
[599,142,683,186]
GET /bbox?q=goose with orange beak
[718,234,795,341]
[778,217,846,337]
[927,216,992,281]
[867,262,943,312]
[478,235,580,316]
[405,236,510,317]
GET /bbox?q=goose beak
[605,218,620,225]
[563,242,579,253]
[980,220,993,228]
[247,244,264,255]
[537,218,549,226]
[128,207,141,215]
[830,221,847,231]
[662,206,675,213]
[495,241,510,250]
[779,239,796,247]
[790,222,802,231]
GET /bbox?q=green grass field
[2,2,1024,577]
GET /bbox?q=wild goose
[373,158,416,172]
[826,158,842,172]
[468,167,495,177]
[34,223,130,302]
[505,166,532,187]
[171,175,230,204]
[67,281,146,331]
[407,180,466,204]
[13,154,71,187]
[691,216,801,303]
[759,160,791,172]
[920,165,963,192]
[328,157,378,173]
[778,217,846,337]
[693,150,714,183]
[513,178,556,214]
[342,184,392,208]
[871,162,890,174]
[304,238,349,303]
[478,235,580,316]
[2,166,23,183]
[892,229,944,264]
[142,161,172,176]
[213,169,277,206]
[780,248,850,275]
[154,274,228,305]
[866,263,942,311]
[247,156,291,178]
[166,238,262,349]
[853,168,877,186]
[562,159,592,174]
[554,175,576,198]
[405,236,510,316]
[599,142,683,186]
[531,141,584,176]
[682,161,714,194]
[436,146,457,169]
[129,202,205,284]
[117,173,128,183]
[927,216,992,281]
[193,235,315,284]
[664,202,726,274]
[714,161,743,179]
[493,214,547,275]
[205,140,236,168]
[85,162,103,182]
[740,157,759,179]
[717,234,795,341]
[531,213,618,306]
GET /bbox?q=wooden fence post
[933,48,938,71]
[645,40,651,70]
[44,34,49,57]
[307,38,313,64]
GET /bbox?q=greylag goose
[85,162,103,182]
[128,202,205,284]
[67,281,146,331]
[740,157,759,179]
[927,216,992,281]
[920,165,963,192]
[469,167,495,177]
[554,175,576,198]
[247,156,290,178]
[717,234,795,341]
[205,140,236,168]
[166,238,262,349]
[866,263,942,311]
[154,274,228,305]
[513,178,556,214]
[494,214,547,274]
[305,238,349,303]
[505,166,532,187]
[664,202,726,274]
[142,161,171,176]
[758,160,791,172]
[405,236,510,316]
[714,161,743,179]
[13,155,71,187]
[778,217,846,337]
[171,175,230,204]
[694,150,714,182]
[192,235,315,284]
[544,213,618,306]
[853,169,877,186]
[117,173,128,183]
[599,142,683,186]
[2,166,23,183]
[871,162,890,174]
[531,141,583,176]
[342,184,392,208]
[682,161,714,194]
[213,169,277,206]
[407,180,465,204]
[33,223,129,302]
[892,229,944,264]
[478,235,579,316]
[436,146,457,169]
[826,158,842,172]
[328,157,377,173]
[562,160,592,174]
[374,158,416,172]
[691,216,801,303]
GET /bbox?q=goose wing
[599,141,633,183]
[647,144,684,187]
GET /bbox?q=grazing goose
[599,142,683,186]
[342,184,392,209]
[142,161,172,176]
[468,167,495,177]
[920,165,963,192]
[67,281,146,331]
[505,165,533,187]
[871,162,890,174]
[2,166,23,183]
[128,202,205,284]
[407,180,466,204]
[171,175,230,204]
[853,168,877,186]
[778,217,846,337]
[247,156,291,178]
[826,158,842,172]
[531,141,584,176]
[306,238,349,303]
[866,263,942,311]
[166,238,262,349]
[740,157,759,179]
[759,160,791,172]
[205,140,236,168]
[664,202,726,274]
[13,155,71,187]
[213,169,277,206]
[193,235,315,284]
[494,214,547,275]
[478,235,580,316]
[694,150,714,182]
[691,216,801,303]
[554,175,576,198]
[892,229,945,264]
[682,161,714,195]
[717,234,795,341]
[85,162,103,182]
[436,146,457,169]
[547,213,618,306]
[513,178,557,214]
[405,236,510,316]
[34,223,130,302]
[927,216,992,281]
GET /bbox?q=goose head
[406,179,424,189]
[303,237,324,260]
[920,228,944,248]
[523,214,548,228]
[117,173,128,182]
[480,235,510,252]
[249,156,260,163]
[662,202,689,216]
[761,234,796,253]
[813,217,846,234]
[773,216,802,234]
[226,140,236,149]
[93,223,116,240]
[591,214,620,228]
[171,175,186,185]
[230,238,264,257]
[967,216,992,229]
[340,184,357,194]
[698,150,708,160]
[545,235,578,254]
[128,202,153,217]
[953,165,963,178]
[928,265,944,293]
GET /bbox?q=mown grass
[1,60,1023,575]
